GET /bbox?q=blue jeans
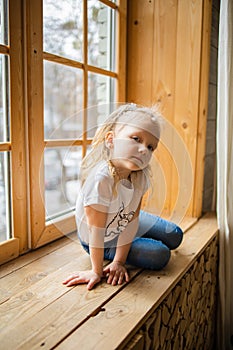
[80,210,183,271]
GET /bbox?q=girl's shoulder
[83,160,114,189]
[93,161,113,182]
[81,161,114,204]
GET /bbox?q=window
[0,0,29,264]
[0,0,126,264]
[0,0,10,243]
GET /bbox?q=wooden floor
[0,213,218,350]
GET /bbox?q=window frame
[29,0,126,249]
[0,0,28,262]
[0,0,126,263]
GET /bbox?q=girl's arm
[85,205,107,276]
[103,201,141,285]
[63,205,107,290]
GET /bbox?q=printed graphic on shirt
[105,202,135,239]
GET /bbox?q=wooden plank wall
[126,0,212,220]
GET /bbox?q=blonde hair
[79,103,163,189]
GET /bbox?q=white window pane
[44,61,83,139]
[88,1,116,71]
[0,55,9,142]
[43,0,83,61]
[87,73,116,137]
[0,152,11,242]
[44,147,82,219]
[0,0,8,45]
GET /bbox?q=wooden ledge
[0,213,218,349]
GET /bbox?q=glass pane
[44,147,82,219]
[88,1,116,71]
[0,152,11,242]
[43,0,83,62]
[44,60,83,139]
[0,0,8,45]
[87,73,116,137]
[0,55,9,142]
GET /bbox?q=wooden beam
[44,139,92,148]
[193,0,212,217]
[0,44,9,54]
[0,143,11,151]
[116,0,127,102]
[9,0,28,253]
[35,215,77,248]
[26,0,45,248]
[87,64,117,78]
[99,0,118,10]
[0,238,19,264]
[43,52,83,69]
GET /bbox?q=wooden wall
[126,0,212,220]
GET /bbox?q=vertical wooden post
[193,0,212,217]
[9,0,28,253]
[116,0,127,102]
[26,0,45,247]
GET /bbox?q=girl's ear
[105,131,114,149]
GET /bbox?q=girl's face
[106,124,158,175]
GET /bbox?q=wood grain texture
[127,0,212,218]
[0,215,215,350]
[193,0,212,217]
[116,0,127,102]
[26,0,45,248]
[0,240,79,304]
[0,238,19,265]
[54,214,218,350]
[9,0,28,254]
[127,0,155,105]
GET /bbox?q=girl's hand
[103,261,130,286]
[63,270,102,290]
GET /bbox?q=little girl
[63,103,183,290]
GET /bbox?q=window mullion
[116,0,127,102]
[82,0,88,158]
[9,0,28,254]
[26,0,45,248]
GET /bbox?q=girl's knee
[169,225,183,250]
[154,245,171,270]
[144,245,171,270]
[127,238,171,270]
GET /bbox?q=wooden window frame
[0,0,127,263]
[27,0,127,249]
[0,0,28,263]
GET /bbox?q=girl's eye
[148,145,154,152]
[131,136,140,142]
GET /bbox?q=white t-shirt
[76,161,149,244]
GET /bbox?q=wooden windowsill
[0,212,218,349]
